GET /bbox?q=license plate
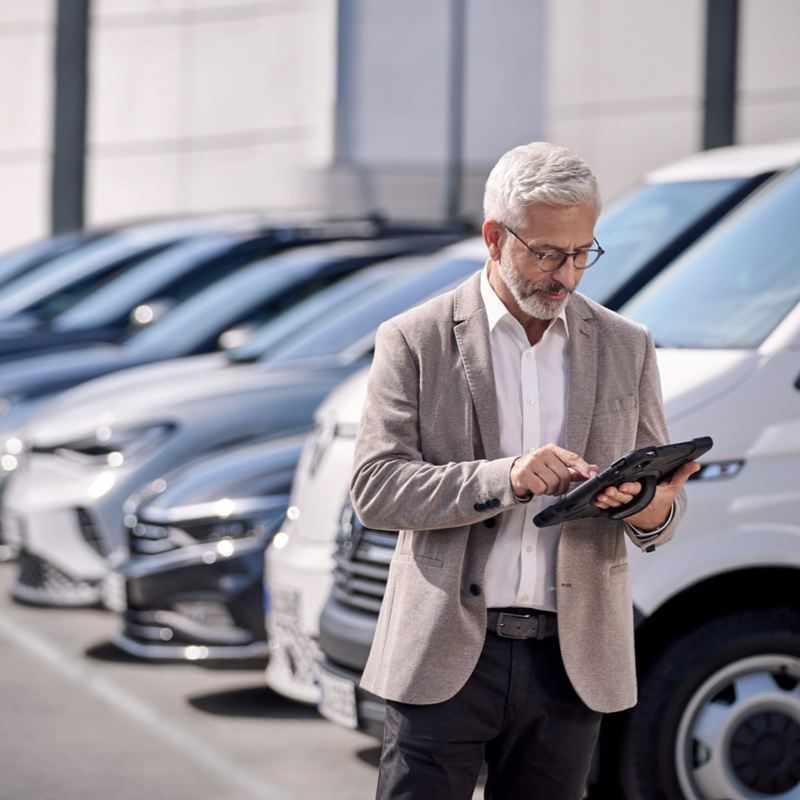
[101,570,127,613]
[318,666,358,729]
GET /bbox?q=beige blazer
[350,271,685,713]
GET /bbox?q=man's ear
[482,220,503,260]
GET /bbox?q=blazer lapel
[453,272,502,460]
[564,294,598,459]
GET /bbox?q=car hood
[657,347,760,422]
[28,358,348,446]
[135,434,306,514]
[0,344,132,398]
[313,365,371,430]
[45,352,228,412]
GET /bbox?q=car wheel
[617,609,800,800]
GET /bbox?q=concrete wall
[87,0,337,226]
[546,0,706,203]
[2,0,799,255]
[738,0,800,144]
[0,1,53,252]
[325,0,547,221]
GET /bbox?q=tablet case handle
[607,474,659,520]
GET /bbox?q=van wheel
[617,609,800,800]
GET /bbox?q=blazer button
[490,498,501,508]
[469,583,482,596]
[473,502,485,512]
[484,518,496,529]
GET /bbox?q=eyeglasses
[502,225,605,272]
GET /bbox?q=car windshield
[0,231,183,318]
[264,256,483,364]
[53,235,238,328]
[0,231,90,287]
[227,264,399,362]
[621,168,800,349]
[122,257,301,356]
[579,178,748,304]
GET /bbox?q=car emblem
[337,502,365,560]
[307,416,337,478]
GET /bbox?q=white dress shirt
[480,268,673,612]
[481,267,569,613]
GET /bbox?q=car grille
[77,507,111,557]
[18,550,83,591]
[331,501,397,615]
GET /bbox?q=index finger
[551,446,594,479]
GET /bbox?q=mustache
[521,281,572,297]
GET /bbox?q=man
[350,142,699,800]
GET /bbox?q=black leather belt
[487,608,558,640]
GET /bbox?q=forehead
[516,202,597,242]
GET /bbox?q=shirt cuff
[627,503,675,540]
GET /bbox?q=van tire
[617,609,800,800]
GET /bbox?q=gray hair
[483,141,601,227]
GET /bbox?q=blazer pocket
[593,392,638,416]
[393,553,444,569]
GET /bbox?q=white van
[307,166,800,800]
[264,369,369,703]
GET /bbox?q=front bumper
[114,535,269,663]
[317,657,385,740]
[14,548,103,606]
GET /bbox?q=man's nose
[551,256,580,289]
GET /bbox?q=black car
[115,436,304,663]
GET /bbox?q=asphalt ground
[0,561,383,800]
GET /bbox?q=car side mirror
[218,323,259,351]
[129,298,174,328]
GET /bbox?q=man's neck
[486,260,554,346]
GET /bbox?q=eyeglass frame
[501,224,605,272]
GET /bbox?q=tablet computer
[532,436,713,528]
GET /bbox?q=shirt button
[525,351,534,360]
[526,397,536,406]
[520,594,529,603]
[526,545,533,553]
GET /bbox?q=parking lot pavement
[0,562,381,800]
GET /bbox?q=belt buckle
[495,611,535,640]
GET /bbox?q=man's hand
[594,461,701,530]
[510,444,599,499]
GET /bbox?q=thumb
[665,460,701,488]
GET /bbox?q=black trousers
[376,630,602,800]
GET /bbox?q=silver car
[5,239,485,606]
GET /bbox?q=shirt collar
[480,265,569,339]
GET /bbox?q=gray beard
[497,258,571,320]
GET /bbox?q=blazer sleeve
[350,320,521,532]
[623,326,687,552]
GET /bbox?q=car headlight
[127,496,289,556]
[55,423,177,465]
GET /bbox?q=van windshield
[620,169,800,348]
[579,178,747,304]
